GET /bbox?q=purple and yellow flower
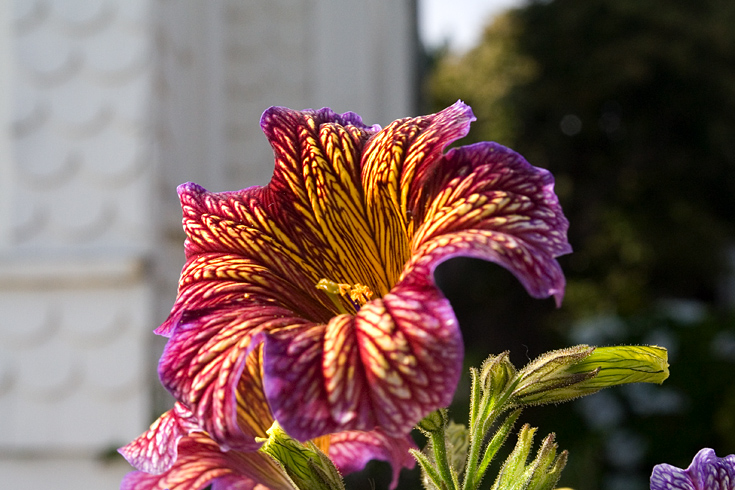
[650,448,735,490]
[120,101,570,488]
[119,357,416,490]
[152,101,570,448]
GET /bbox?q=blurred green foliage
[427,1,735,489]
[431,0,735,319]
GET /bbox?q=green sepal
[258,422,344,490]
[412,448,445,490]
[419,409,448,434]
[490,425,567,490]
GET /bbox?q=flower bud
[479,351,516,396]
[512,344,669,406]
[526,433,568,490]
[258,422,344,490]
[567,345,669,386]
[418,409,447,433]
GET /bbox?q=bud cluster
[413,344,669,490]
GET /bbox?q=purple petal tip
[651,448,735,490]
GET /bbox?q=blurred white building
[0,1,418,488]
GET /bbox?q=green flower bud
[567,345,670,387]
[525,434,568,490]
[258,422,344,490]
[480,351,516,397]
[493,424,536,487]
[512,344,669,406]
[418,409,447,433]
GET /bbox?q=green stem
[471,410,521,490]
[468,368,482,431]
[462,375,523,490]
[462,433,482,490]
[463,369,493,490]
[431,426,457,490]
[462,416,485,489]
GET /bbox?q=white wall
[0,1,417,489]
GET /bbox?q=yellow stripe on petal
[235,347,274,438]
[312,434,331,455]
[301,123,391,296]
[361,102,475,287]
[361,125,413,288]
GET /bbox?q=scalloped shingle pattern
[0,281,150,448]
[10,0,152,250]
[1,2,155,489]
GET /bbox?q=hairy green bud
[258,422,344,490]
[512,344,669,406]
[480,351,517,397]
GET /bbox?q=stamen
[316,279,375,313]
[347,284,374,307]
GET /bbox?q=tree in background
[429,1,735,489]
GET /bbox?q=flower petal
[157,251,340,338]
[121,432,295,490]
[158,308,301,450]
[360,101,476,287]
[651,448,735,490]
[210,478,269,490]
[329,429,417,490]
[263,286,463,440]
[171,184,337,324]
[687,448,735,490]
[650,464,697,490]
[406,141,570,305]
[261,106,391,297]
[118,403,198,474]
